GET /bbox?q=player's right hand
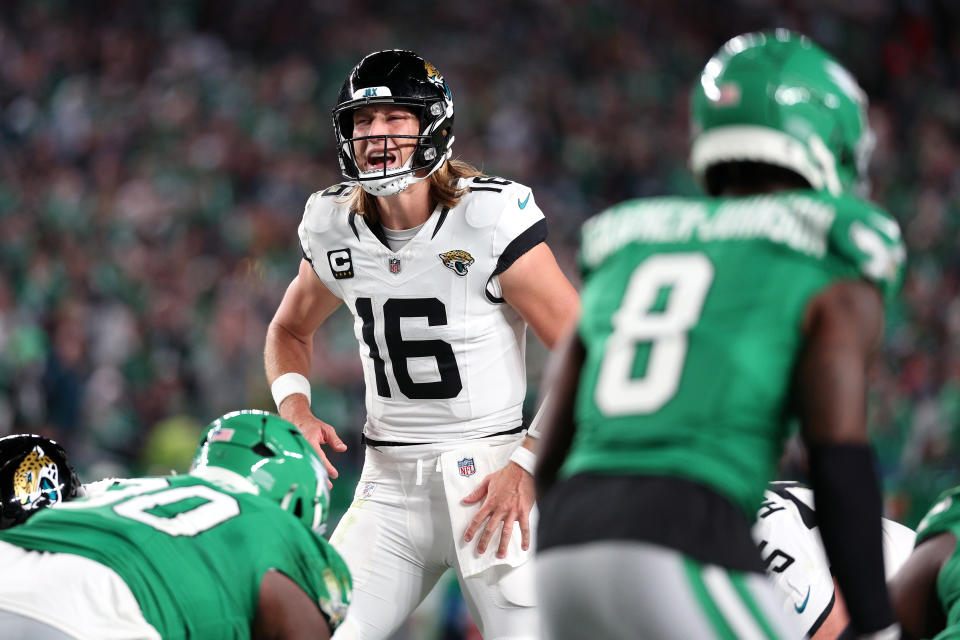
[279,395,347,482]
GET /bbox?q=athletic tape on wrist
[510,446,537,476]
[271,372,311,410]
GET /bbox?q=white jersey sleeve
[295,176,548,442]
[752,482,916,638]
[298,183,354,300]
[489,182,547,275]
[80,477,129,498]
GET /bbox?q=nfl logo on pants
[389,258,401,274]
[458,458,476,477]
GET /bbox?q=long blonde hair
[343,159,486,224]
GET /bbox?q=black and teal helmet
[0,434,84,529]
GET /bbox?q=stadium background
[1,0,958,636]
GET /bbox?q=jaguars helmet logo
[13,446,61,511]
[439,250,474,277]
[424,60,442,81]
[424,60,451,99]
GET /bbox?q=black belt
[361,425,524,448]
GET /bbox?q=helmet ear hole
[292,498,303,519]
[251,443,274,457]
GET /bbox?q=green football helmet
[690,29,874,197]
[190,410,330,533]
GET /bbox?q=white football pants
[330,435,538,640]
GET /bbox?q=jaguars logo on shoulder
[439,250,474,277]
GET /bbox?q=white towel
[439,438,537,578]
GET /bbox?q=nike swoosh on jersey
[794,587,811,613]
[518,193,531,209]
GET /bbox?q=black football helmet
[332,49,455,196]
[0,434,84,529]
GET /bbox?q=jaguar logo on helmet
[424,60,441,81]
[439,250,474,276]
[13,446,61,511]
[0,434,83,529]
[424,60,450,98]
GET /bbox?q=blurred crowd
[1,0,960,535]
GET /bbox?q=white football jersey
[298,176,547,443]
[752,482,916,638]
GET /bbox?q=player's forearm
[264,321,312,384]
[798,282,892,633]
[534,328,585,498]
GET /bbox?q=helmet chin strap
[357,144,452,196]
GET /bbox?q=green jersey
[563,190,904,516]
[0,475,351,639]
[915,487,960,639]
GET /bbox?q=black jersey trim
[431,206,451,239]
[300,244,313,266]
[537,474,765,573]
[807,590,836,638]
[363,218,390,249]
[348,212,360,241]
[469,186,503,193]
[768,482,818,530]
[492,219,547,277]
[484,279,505,304]
[362,425,523,447]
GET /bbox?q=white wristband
[509,446,537,476]
[271,372,311,410]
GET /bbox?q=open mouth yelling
[365,150,399,171]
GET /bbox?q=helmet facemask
[332,50,455,196]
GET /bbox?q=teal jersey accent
[564,190,904,517]
[0,475,351,639]
[916,487,960,639]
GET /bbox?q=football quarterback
[265,50,578,640]
[0,410,350,640]
[535,30,903,640]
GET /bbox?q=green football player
[0,410,351,640]
[534,30,904,640]
[889,486,960,639]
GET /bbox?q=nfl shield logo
[389,258,401,274]
[457,458,476,477]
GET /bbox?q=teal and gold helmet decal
[0,434,84,529]
[13,446,61,509]
[690,30,874,197]
[191,410,330,533]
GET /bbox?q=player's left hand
[462,461,534,558]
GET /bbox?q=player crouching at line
[0,410,351,640]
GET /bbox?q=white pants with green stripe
[537,541,802,640]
